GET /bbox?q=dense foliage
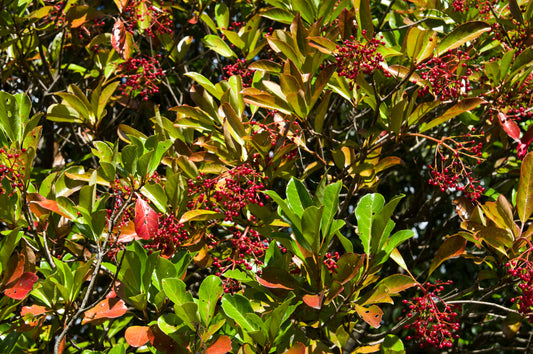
[0,0,533,353]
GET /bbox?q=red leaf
[354,304,383,328]
[498,112,521,141]
[82,298,128,324]
[4,272,38,300]
[111,20,125,53]
[125,326,154,347]
[206,335,232,354]
[303,293,323,309]
[19,305,48,329]
[283,342,306,354]
[518,125,533,159]
[135,198,159,240]
[21,305,48,317]
[111,20,132,59]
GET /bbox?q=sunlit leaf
[206,336,232,354]
[5,272,38,300]
[82,298,128,324]
[428,236,467,277]
[497,112,521,141]
[438,21,491,56]
[125,326,154,347]
[354,304,383,328]
[517,152,533,223]
[134,198,158,240]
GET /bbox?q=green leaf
[184,72,221,99]
[56,92,91,122]
[264,190,302,231]
[408,101,440,126]
[248,60,282,73]
[0,229,23,275]
[214,3,229,29]
[267,37,303,66]
[198,275,223,327]
[286,178,313,216]
[302,206,323,253]
[0,92,30,142]
[353,0,373,38]
[221,294,258,332]
[153,257,177,291]
[292,0,315,23]
[179,210,223,223]
[374,274,417,295]
[382,334,405,353]
[141,183,168,214]
[438,21,491,56]
[419,98,484,132]
[221,103,246,146]
[162,277,194,305]
[355,194,385,256]
[371,194,404,253]
[384,230,414,256]
[203,35,236,58]
[94,82,118,122]
[261,8,294,24]
[517,152,533,224]
[428,235,466,277]
[321,181,342,238]
[242,87,293,114]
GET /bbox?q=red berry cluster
[144,214,189,256]
[223,58,254,87]
[417,51,472,101]
[402,281,460,349]
[0,148,27,195]
[426,132,485,201]
[507,252,533,323]
[118,55,164,100]
[450,0,496,14]
[211,226,267,277]
[186,164,268,223]
[335,32,390,89]
[249,113,300,164]
[322,252,340,273]
[121,0,174,38]
[489,71,533,125]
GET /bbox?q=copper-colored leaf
[125,326,154,347]
[29,198,72,219]
[206,335,232,354]
[4,272,39,300]
[498,112,521,141]
[135,198,159,240]
[3,253,25,285]
[428,236,466,276]
[283,342,306,354]
[117,220,141,243]
[82,298,128,324]
[354,304,383,328]
[256,267,296,290]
